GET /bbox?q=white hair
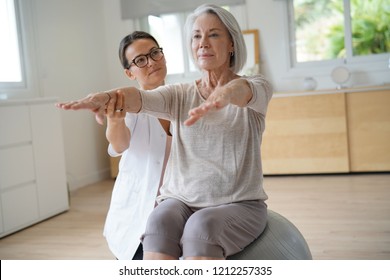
[184,4,247,74]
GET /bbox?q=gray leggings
[141,198,267,259]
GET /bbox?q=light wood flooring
[0,173,389,260]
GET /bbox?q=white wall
[30,0,113,190]
[100,0,139,89]
[28,0,142,190]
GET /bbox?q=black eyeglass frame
[127,47,164,69]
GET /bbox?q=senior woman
[57,4,273,260]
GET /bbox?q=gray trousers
[141,198,267,259]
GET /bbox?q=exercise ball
[227,209,312,260]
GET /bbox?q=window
[288,0,390,65]
[147,13,187,75]
[141,5,247,79]
[0,0,23,84]
[0,0,38,99]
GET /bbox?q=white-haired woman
[57,4,273,260]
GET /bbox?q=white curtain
[120,0,246,19]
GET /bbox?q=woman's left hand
[184,87,230,126]
[184,78,254,126]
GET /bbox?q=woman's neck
[200,69,236,87]
[196,69,238,98]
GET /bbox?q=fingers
[184,102,215,126]
[55,91,126,126]
[56,101,81,110]
[184,115,200,126]
[106,93,116,115]
[116,92,124,112]
[56,92,108,111]
[106,91,125,119]
[95,111,105,125]
[56,100,94,110]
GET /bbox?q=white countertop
[0,97,58,106]
[274,84,390,98]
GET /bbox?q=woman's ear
[124,69,136,80]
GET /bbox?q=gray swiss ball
[228,209,312,260]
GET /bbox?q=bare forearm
[106,120,130,154]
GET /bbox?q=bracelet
[105,92,111,104]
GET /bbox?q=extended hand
[56,92,111,125]
[184,88,231,126]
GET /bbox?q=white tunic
[103,113,171,259]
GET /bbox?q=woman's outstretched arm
[56,87,142,125]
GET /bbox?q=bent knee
[183,211,222,239]
[145,199,190,235]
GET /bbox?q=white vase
[303,77,317,91]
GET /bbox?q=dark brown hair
[118,31,160,69]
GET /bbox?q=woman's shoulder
[243,74,272,91]
[242,74,269,82]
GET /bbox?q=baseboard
[67,168,111,191]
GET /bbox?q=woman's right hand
[105,91,131,153]
[106,92,126,121]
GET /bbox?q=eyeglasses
[128,48,164,68]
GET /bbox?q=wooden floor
[0,173,389,260]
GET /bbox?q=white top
[140,75,272,208]
[103,113,171,259]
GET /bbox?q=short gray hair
[184,4,247,74]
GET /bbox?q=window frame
[285,0,389,75]
[0,0,39,99]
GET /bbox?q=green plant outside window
[293,0,390,62]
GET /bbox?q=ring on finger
[115,108,124,112]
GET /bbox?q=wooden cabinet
[110,156,120,178]
[262,93,349,174]
[0,98,69,238]
[346,90,390,172]
[261,87,390,174]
